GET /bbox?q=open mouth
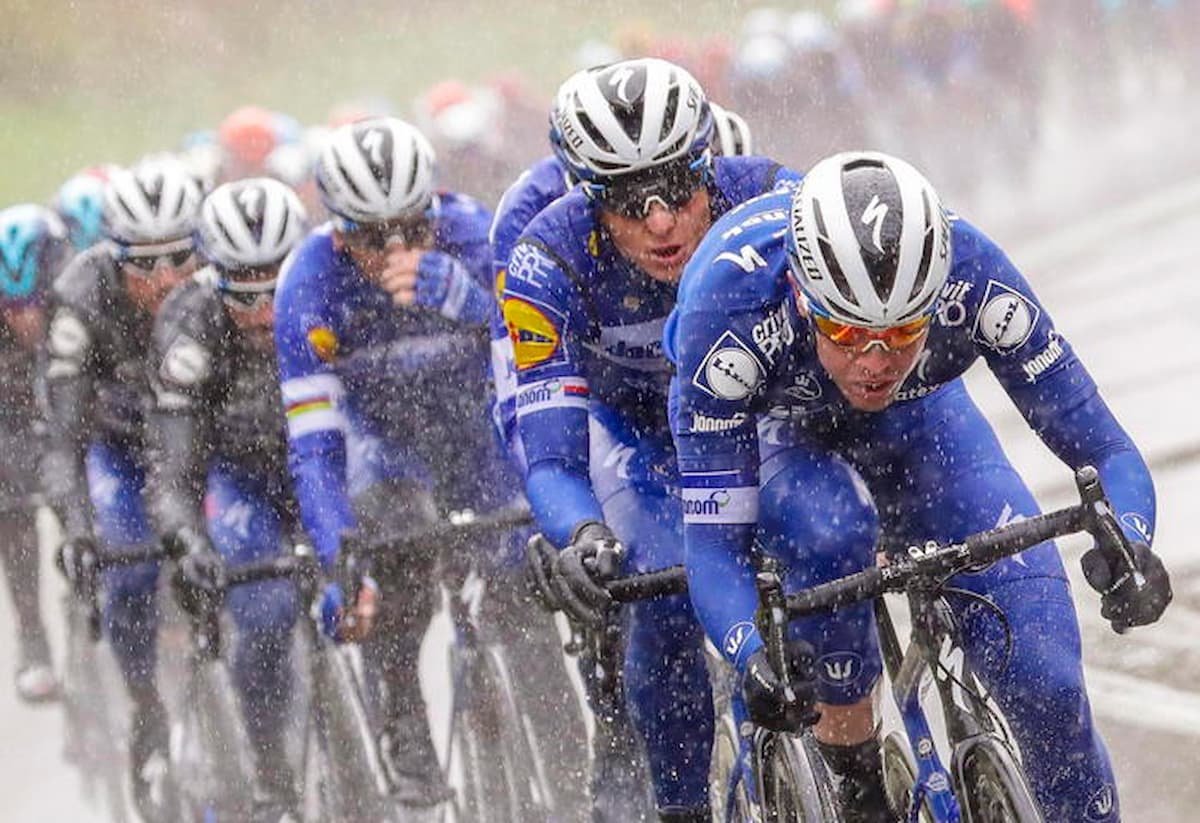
[648,244,685,264]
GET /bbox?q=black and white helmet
[550,58,712,182]
[709,103,753,157]
[788,151,951,328]
[315,117,436,223]
[104,158,202,246]
[197,178,308,270]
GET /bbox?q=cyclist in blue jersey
[274,117,565,808]
[665,151,1171,822]
[0,205,72,703]
[147,178,308,822]
[41,159,204,819]
[502,58,796,823]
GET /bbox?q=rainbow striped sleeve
[281,373,347,438]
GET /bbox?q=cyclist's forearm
[525,459,603,548]
[145,409,208,536]
[686,522,763,672]
[289,431,356,567]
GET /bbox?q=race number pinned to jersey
[972,279,1040,353]
[503,298,562,371]
[307,326,339,363]
[692,331,765,401]
[160,334,210,387]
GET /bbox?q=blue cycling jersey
[503,156,796,546]
[665,183,1156,668]
[488,155,572,464]
[274,192,496,566]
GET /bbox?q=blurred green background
[0,0,777,203]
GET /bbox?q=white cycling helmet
[104,158,202,247]
[315,117,436,223]
[709,103,753,157]
[788,151,951,328]
[550,58,712,182]
[197,177,308,270]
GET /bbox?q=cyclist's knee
[227,579,298,637]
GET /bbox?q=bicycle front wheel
[881,731,935,823]
[758,731,842,823]
[952,737,1043,823]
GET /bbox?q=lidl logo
[503,298,561,371]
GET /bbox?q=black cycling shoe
[129,698,177,823]
[378,721,454,807]
[818,737,896,823]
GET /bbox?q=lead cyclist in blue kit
[665,151,1172,821]
[501,58,793,822]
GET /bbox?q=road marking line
[1085,666,1200,737]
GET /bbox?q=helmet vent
[813,200,855,307]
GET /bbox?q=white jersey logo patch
[972,280,1040,352]
[692,331,764,401]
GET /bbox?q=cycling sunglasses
[216,265,279,311]
[335,215,434,251]
[118,239,196,275]
[587,157,709,220]
[811,313,931,353]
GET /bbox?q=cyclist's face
[121,255,198,316]
[813,326,928,412]
[598,188,711,285]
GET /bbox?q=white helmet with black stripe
[550,57,712,182]
[104,158,202,246]
[315,117,436,223]
[788,151,951,328]
[709,103,753,157]
[197,177,308,270]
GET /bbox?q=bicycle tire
[881,731,935,823]
[61,600,132,823]
[710,711,754,823]
[450,644,523,823]
[758,731,842,823]
[952,737,1043,823]
[482,644,553,821]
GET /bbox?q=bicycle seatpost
[755,556,796,701]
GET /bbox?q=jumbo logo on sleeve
[503,298,561,370]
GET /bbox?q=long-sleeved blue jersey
[488,155,572,466]
[275,192,496,566]
[503,156,796,546]
[665,183,1156,669]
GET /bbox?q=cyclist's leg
[590,405,712,820]
[205,461,299,807]
[755,422,889,819]
[345,421,446,799]
[87,439,169,807]
[878,384,1118,822]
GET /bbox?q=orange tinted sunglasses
[812,314,931,353]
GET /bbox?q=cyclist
[54,166,115,252]
[146,177,308,822]
[274,117,521,807]
[502,58,796,823]
[665,151,1172,821]
[40,158,202,820]
[217,105,301,184]
[0,204,73,703]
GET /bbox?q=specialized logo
[160,335,210,387]
[752,305,794,365]
[723,621,755,659]
[503,298,561,370]
[692,331,764,401]
[715,244,768,274]
[1085,784,1116,821]
[972,280,1040,352]
[860,194,889,253]
[691,412,747,433]
[606,65,641,106]
[307,326,339,363]
[818,652,863,685]
[1020,333,1064,382]
[936,280,971,327]
[1121,512,1152,543]
[719,207,788,241]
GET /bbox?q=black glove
[524,533,563,612]
[56,535,99,594]
[551,521,623,628]
[170,527,226,618]
[1081,540,1172,632]
[742,642,821,733]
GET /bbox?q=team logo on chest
[692,331,765,401]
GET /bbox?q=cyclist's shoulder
[713,155,802,204]
[435,190,494,239]
[276,226,340,306]
[51,244,112,312]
